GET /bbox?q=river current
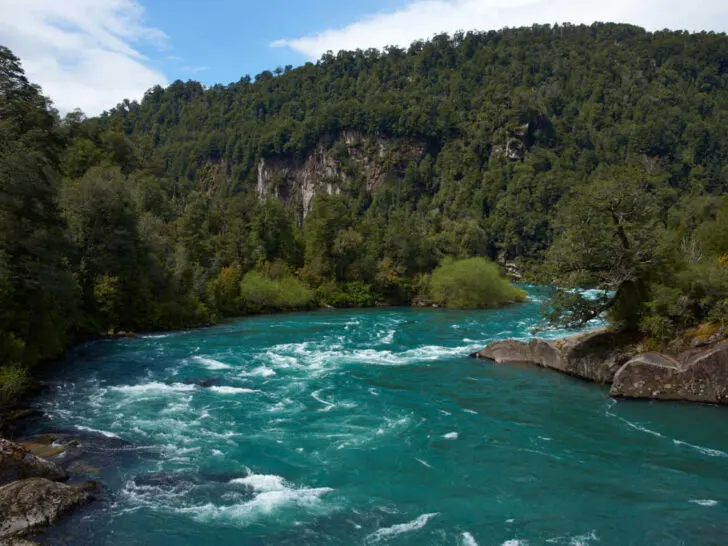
[29,286,728,545]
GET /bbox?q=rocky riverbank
[471,329,728,404]
[0,438,96,542]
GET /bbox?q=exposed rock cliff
[257,130,426,222]
[473,330,728,404]
[0,478,93,538]
[611,342,728,403]
[472,329,632,383]
[0,438,67,486]
[0,436,101,539]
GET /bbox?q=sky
[1,0,728,116]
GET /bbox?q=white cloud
[182,65,211,74]
[0,0,169,115]
[272,0,728,60]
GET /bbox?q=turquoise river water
[28,286,728,545]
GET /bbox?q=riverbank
[471,327,728,405]
[0,436,98,542]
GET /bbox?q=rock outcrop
[0,439,67,486]
[0,478,93,538]
[0,436,104,538]
[610,342,728,403]
[473,329,728,404]
[471,329,632,383]
[257,130,426,223]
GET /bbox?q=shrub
[314,281,375,307]
[429,257,526,309]
[0,365,31,406]
[207,264,243,316]
[240,271,313,312]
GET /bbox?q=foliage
[429,258,526,309]
[314,281,376,308]
[239,271,313,312]
[3,23,728,400]
[0,365,30,406]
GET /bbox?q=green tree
[429,257,526,309]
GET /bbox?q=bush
[0,365,31,406]
[314,281,375,307]
[240,271,313,312]
[207,264,243,316]
[149,297,215,330]
[429,257,526,309]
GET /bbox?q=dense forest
[2,22,728,403]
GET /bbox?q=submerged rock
[193,377,219,388]
[611,342,728,403]
[0,439,67,486]
[472,329,632,383]
[0,478,94,538]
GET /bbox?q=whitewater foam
[444,432,459,440]
[230,473,286,492]
[607,405,727,458]
[689,499,718,506]
[365,512,439,544]
[416,458,432,468]
[380,329,395,344]
[111,382,197,395]
[75,425,120,438]
[264,341,482,371]
[462,532,479,546]
[193,356,231,370]
[311,390,336,411]
[242,365,276,377]
[569,530,599,545]
[141,333,174,339]
[209,386,259,395]
[547,531,599,545]
[184,473,333,525]
[673,439,728,457]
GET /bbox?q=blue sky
[2,0,728,115]
[139,0,402,85]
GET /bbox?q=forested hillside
[3,23,728,402]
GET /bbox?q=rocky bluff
[256,130,427,223]
[472,329,728,405]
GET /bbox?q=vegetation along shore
[3,23,728,417]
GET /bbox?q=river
[28,286,728,545]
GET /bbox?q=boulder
[611,341,728,403]
[0,478,94,538]
[0,439,67,486]
[471,329,632,383]
[19,431,135,474]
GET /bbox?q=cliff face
[610,342,728,403]
[256,130,426,223]
[473,329,632,384]
[473,331,728,405]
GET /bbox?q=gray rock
[0,539,39,545]
[472,329,632,384]
[0,478,94,538]
[257,130,426,223]
[0,439,67,486]
[611,341,728,403]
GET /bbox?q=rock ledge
[472,330,728,404]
